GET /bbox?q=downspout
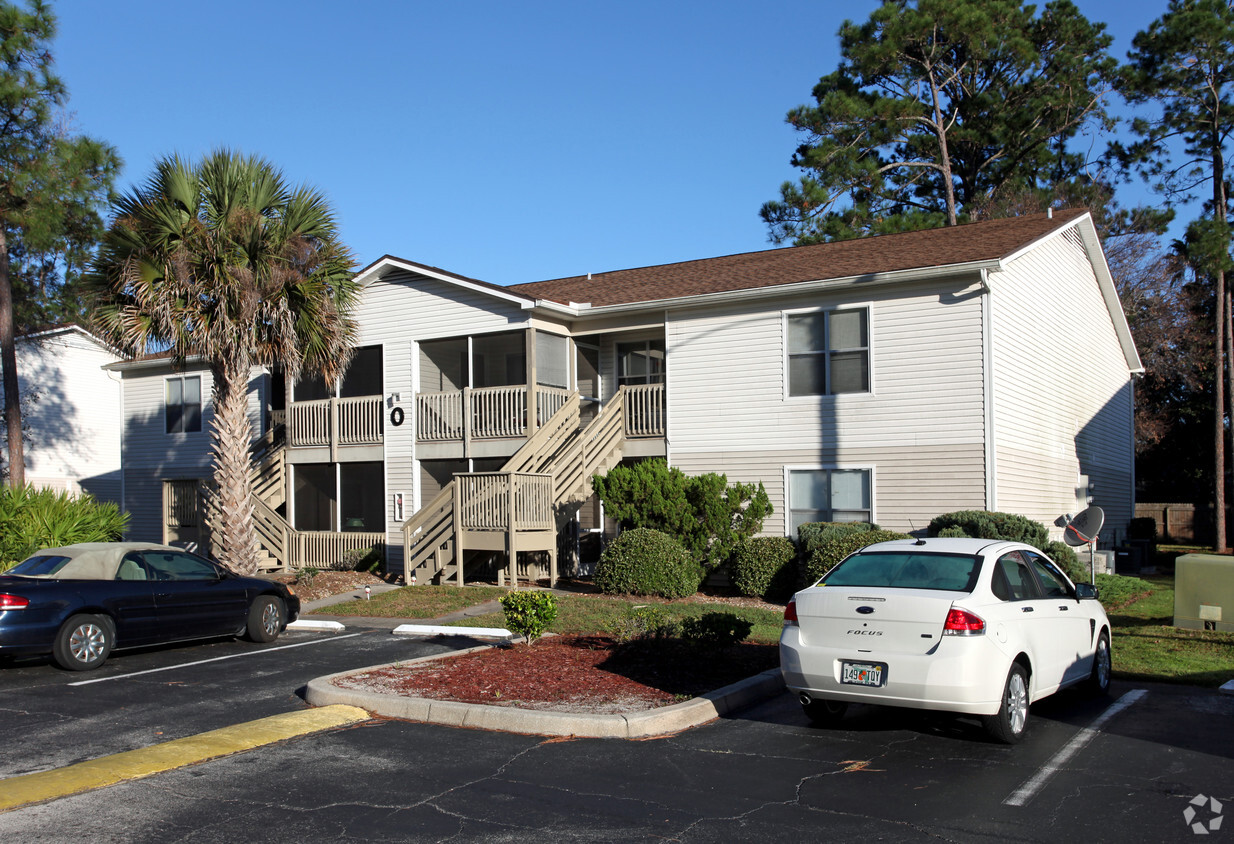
[980,269,997,511]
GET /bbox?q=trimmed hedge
[681,611,753,649]
[594,528,700,599]
[729,536,797,600]
[927,510,1048,547]
[500,591,559,644]
[801,528,911,586]
[798,521,879,557]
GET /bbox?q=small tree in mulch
[501,591,558,645]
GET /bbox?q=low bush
[729,536,797,600]
[0,485,129,570]
[801,529,912,586]
[295,565,321,586]
[594,528,700,599]
[501,591,559,644]
[798,521,879,556]
[927,510,1048,547]
[606,605,680,643]
[342,546,383,573]
[680,611,753,649]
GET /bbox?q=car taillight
[943,607,985,635]
[783,599,798,626]
[0,594,29,610]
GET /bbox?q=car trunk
[793,586,961,655]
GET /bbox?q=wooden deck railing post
[462,387,472,455]
[452,479,464,586]
[507,472,518,589]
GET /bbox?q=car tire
[1086,631,1112,697]
[53,614,114,671]
[983,663,1030,744]
[802,698,848,725]
[246,596,284,643]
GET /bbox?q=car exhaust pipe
[799,693,812,706]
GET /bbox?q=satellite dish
[1063,505,1104,546]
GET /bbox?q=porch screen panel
[340,462,384,532]
[536,332,569,388]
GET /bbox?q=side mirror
[1075,582,1098,600]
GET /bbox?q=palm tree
[87,150,358,574]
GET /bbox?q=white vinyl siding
[990,226,1135,539]
[6,330,123,503]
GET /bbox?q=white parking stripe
[1003,688,1147,807]
[67,633,368,686]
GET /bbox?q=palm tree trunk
[208,354,261,574]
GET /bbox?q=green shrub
[729,536,797,600]
[797,521,879,556]
[681,611,753,649]
[1044,541,1087,584]
[606,605,680,643]
[936,525,967,538]
[0,485,129,569]
[295,565,321,585]
[592,459,772,573]
[801,529,912,586]
[342,546,383,573]
[500,591,559,644]
[594,528,700,599]
[927,510,1048,547]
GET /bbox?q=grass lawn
[1099,570,1234,688]
[319,584,510,618]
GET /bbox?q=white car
[779,537,1111,743]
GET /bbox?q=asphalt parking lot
[0,624,1230,841]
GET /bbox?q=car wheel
[983,663,1030,744]
[802,698,848,725]
[53,614,113,671]
[1086,632,1112,696]
[246,596,284,643]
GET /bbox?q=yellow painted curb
[0,704,370,813]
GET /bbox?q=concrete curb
[305,647,786,739]
[287,619,346,632]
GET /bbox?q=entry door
[164,480,203,550]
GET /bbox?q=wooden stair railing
[401,388,633,585]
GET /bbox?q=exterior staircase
[402,387,630,586]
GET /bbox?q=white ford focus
[779,537,1112,743]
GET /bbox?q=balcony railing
[624,383,666,437]
[417,385,572,443]
[288,395,384,449]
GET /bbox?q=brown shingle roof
[508,210,1088,307]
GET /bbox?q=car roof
[21,542,190,580]
[854,537,1024,556]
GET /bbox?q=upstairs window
[617,339,665,388]
[166,376,202,434]
[787,308,869,396]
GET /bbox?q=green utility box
[1174,553,1234,632]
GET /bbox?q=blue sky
[52,0,1179,286]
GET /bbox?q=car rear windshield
[822,552,981,592]
[7,554,74,577]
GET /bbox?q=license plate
[841,661,885,687]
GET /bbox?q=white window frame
[782,464,876,537]
[782,303,873,400]
[164,374,203,435]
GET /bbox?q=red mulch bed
[334,635,780,714]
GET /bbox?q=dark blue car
[0,542,300,670]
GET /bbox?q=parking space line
[1003,689,1147,807]
[67,632,367,686]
